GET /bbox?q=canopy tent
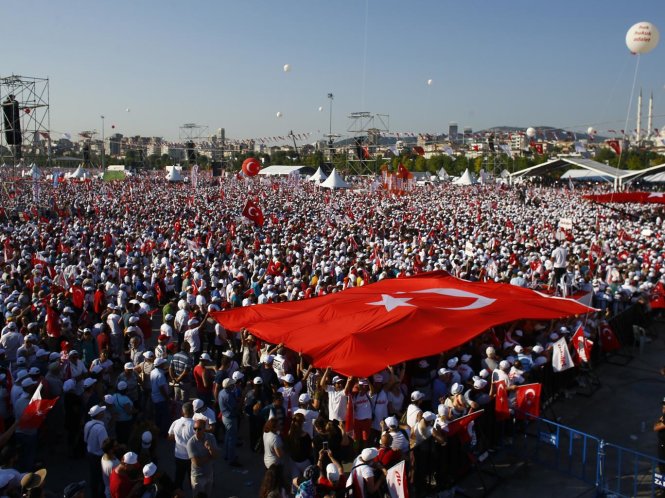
[437,167,450,180]
[258,165,315,177]
[508,157,638,190]
[308,166,327,183]
[211,271,591,377]
[453,168,477,185]
[560,169,612,182]
[320,168,350,189]
[643,171,665,183]
[500,169,510,179]
[165,166,184,182]
[67,164,89,179]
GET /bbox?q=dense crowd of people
[0,170,660,497]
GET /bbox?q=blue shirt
[218,388,238,419]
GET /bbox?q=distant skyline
[4,1,665,141]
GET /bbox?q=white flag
[190,164,199,189]
[552,337,574,372]
[386,460,409,498]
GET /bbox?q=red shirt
[193,364,211,394]
[96,332,110,354]
[109,468,136,498]
[376,447,402,468]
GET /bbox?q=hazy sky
[4,1,664,141]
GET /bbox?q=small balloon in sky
[276,111,283,118]
[625,21,659,54]
[318,106,323,112]
[283,64,291,72]
[427,79,433,86]
[125,108,131,112]
[587,127,596,135]
[111,125,116,129]
[526,127,536,138]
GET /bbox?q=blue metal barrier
[599,441,665,497]
[515,416,601,487]
[513,416,665,497]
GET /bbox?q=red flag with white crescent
[494,380,510,420]
[242,199,265,227]
[600,323,621,352]
[445,409,483,444]
[18,384,58,431]
[571,325,593,365]
[514,383,542,420]
[210,271,591,377]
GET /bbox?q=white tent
[560,169,612,182]
[68,164,88,179]
[500,169,510,179]
[320,168,350,189]
[166,166,184,182]
[453,168,477,185]
[437,167,450,180]
[308,166,327,183]
[643,172,665,182]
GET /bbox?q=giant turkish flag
[210,271,593,377]
[583,192,665,204]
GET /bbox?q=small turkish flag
[651,282,665,310]
[19,384,58,431]
[446,409,483,444]
[514,383,541,420]
[600,324,621,352]
[571,325,593,365]
[242,199,264,226]
[494,380,510,420]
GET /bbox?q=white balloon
[276,111,283,118]
[526,127,536,138]
[427,79,433,86]
[125,108,131,112]
[318,106,323,112]
[587,127,596,135]
[626,22,659,54]
[283,64,291,72]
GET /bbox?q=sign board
[558,218,573,230]
[654,472,665,489]
[465,241,474,257]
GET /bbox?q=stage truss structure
[0,75,51,168]
[345,112,389,175]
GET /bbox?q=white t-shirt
[293,408,319,438]
[346,455,374,489]
[326,386,348,422]
[168,417,195,459]
[370,390,389,431]
[278,382,302,415]
[184,327,201,353]
[406,404,422,432]
[101,456,119,498]
[353,391,373,421]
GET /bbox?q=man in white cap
[84,405,108,498]
[406,390,425,432]
[368,373,390,440]
[150,358,170,435]
[352,378,374,449]
[13,377,39,471]
[109,452,140,498]
[112,381,135,445]
[319,367,354,423]
[294,393,319,438]
[218,377,241,467]
[346,447,386,496]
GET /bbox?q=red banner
[583,192,665,204]
[211,271,592,377]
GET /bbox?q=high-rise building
[448,122,458,142]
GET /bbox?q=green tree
[414,155,426,172]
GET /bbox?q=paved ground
[35,318,665,497]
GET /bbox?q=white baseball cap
[122,452,138,465]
